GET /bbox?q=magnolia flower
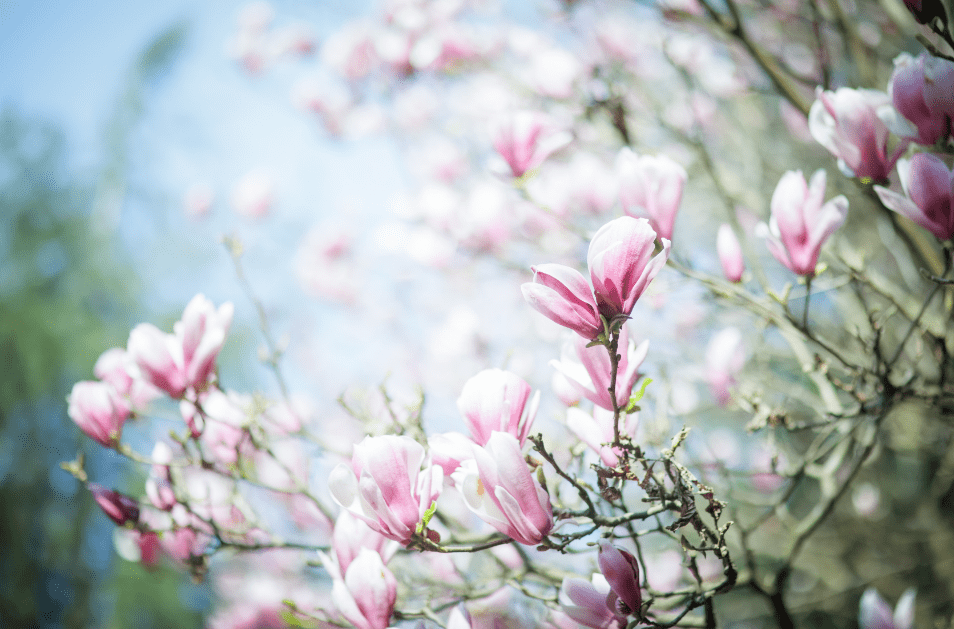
[127,294,234,398]
[94,347,160,410]
[705,327,745,406]
[329,435,443,544]
[888,53,953,146]
[89,484,140,526]
[566,406,639,467]
[491,111,571,178]
[559,574,626,629]
[757,170,848,276]
[451,431,553,545]
[551,326,649,412]
[875,153,954,241]
[598,541,642,617]
[716,224,744,283]
[809,87,905,181]
[458,369,539,447]
[523,217,670,339]
[859,588,915,629]
[617,148,687,240]
[67,380,130,447]
[332,510,396,575]
[331,548,397,629]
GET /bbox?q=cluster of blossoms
[64,0,954,625]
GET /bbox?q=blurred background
[0,1,386,626]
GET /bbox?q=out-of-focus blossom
[566,406,639,467]
[329,435,443,544]
[332,510,396,574]
[451,431,553,545]
[717,224,744,283]
[888,53,954,146]
[875,153,954,241]
[559,574,626,629]
[523,217,668,339]
[67,380,129,447]
[859,588,915,629]
[230,170,275,218]
[757,170,848,276]
[458,369,539,446]
[491,111,571,178]
[331,548,397,629]
[146,442,177,511]
[127,295,234,398]
[598,541,642,616]
[617,148,687,240]
[526,47,583,99]
[589,216,672,320]
[551,326,649,412]
[90,484,140,526]
[447,606,473,629]
[809,87,905,181]
[294,225,358,304]
[705,327,745,406]
[184,182,214,218]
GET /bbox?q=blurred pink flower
[565,406,639,467]
[757,170,848,276]
[89,484,140,526]
[67,380,129,447]
[491,111,571,178]
[859,588,915,629]
[559,574,626,629]
[127,295,234,398]
[331,548,397,629]
[889,53,953,146]
[875,153,954,241]
[230,170,275,218]
[808,87,905,181]
[617,148,687,240]
[716,224,744,283]
[551,325,648,412]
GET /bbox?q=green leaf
[626,378,653,412]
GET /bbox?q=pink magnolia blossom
[565,406,639,467]
[705,327,745,406]
[523,216,670,339]
[588,217,671,321]
[889,53,953,146]
[559,574,626,629]
[859,588,915,629]
[598,541,643,617]
[94,347,160,410]
[617,148,687,240]
[328,435,443,544]
[757,170,848,276]
[875,153,954,241]
[808,87,906,181]
[458,369,539,446]
[330,548,397,629]
[332,510,396,575]
[89,484,140,526]
[523,263,603,340]
[127,295,234,398]
[67,380,130,447]
[491,111,571,178]
[716,224,744,283]
[230,170,275,218]
[146,443,177,511]
[550,326,649,412]
[451,431,553,545]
